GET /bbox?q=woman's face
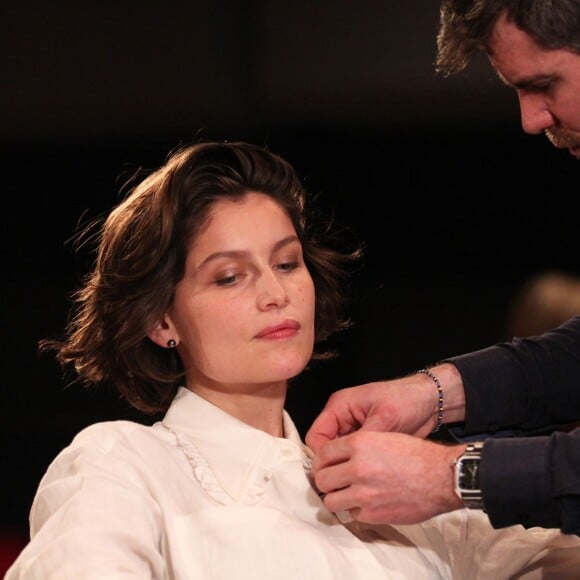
[161,191,315,393]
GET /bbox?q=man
[306,0,580,535]
[436,0,580,159]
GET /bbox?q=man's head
[436,0,580,158]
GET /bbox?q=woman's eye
[215,273,240,287]
[276,261,299,272]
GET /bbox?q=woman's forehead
[188,193,297,261]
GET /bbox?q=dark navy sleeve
[481,428,580,535]
[447,315,580,435]
[442,316,580,534]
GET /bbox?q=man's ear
[147,316,179,349]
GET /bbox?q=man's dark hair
[436,0,580,75]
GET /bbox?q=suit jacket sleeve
[445,315,580,534]
[480,429,580,535]
[447,315,580,435]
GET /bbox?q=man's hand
[310,431,466,524]
[305,364,466,453]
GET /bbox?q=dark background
[2,1,578,562]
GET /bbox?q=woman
[7,141,580,579]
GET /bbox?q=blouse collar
[161,387,313,504]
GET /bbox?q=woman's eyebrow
[273,235,301,252]
[197,235,301,270]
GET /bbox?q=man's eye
[527,81,553,93]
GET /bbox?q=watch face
[458,458,480,490]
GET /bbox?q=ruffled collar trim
[160,387,313,505]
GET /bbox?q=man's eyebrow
[516,75,556,89]
[500,72,556,90]
[197,235,301,270]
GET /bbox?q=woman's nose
[518,92,556,134]
[256,271,289,310]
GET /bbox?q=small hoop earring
[167,339,176,349]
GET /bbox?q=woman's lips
[255,320,300,339]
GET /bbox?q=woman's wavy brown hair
[39,141,362,414]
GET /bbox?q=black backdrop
[2,1,579,547]
[4,125,578,537]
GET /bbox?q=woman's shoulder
[70,418,171,452]
[38,419,175,486]
[48,419,171,467]
[73,418,152,441]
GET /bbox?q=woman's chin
[264,355,310,382]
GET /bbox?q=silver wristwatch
[453,442,485,510]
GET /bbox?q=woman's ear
[147,316,179,349]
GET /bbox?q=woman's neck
[185,381,287,437]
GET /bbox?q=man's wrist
[428,363,466,424]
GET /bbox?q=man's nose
[518,92,556,134]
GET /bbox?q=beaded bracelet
[418,368,444,433]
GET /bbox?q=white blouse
[6,387,580,579]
